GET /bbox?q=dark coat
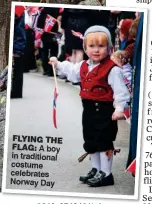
[13,13,26,55]
[61,9,110,52]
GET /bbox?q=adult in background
[23,8,37,73]
[109,11,135,45]
[37,7,59,76]
[11,6,26,98]
[61,8,102,63]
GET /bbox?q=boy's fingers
[112,114,115,120]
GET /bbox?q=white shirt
[122,63,132,83]
[57,59,130,112]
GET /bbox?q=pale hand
[112,111,124,120]
[49,57,58,67]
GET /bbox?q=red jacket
[80,58,116,101]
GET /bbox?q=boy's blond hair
[84,32,108,50]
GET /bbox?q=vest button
[96,108,99,112]
[95,103,98,106]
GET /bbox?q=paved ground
[5,72,134,197]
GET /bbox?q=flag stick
[52,63,58,93]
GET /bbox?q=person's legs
[87,151,114,187]
[90,152,100,171]
[100,152,113,177]
[75,49,84,63]
[70,49,76,63]
[47,41,59,76]
[41,47,49,75]
[11,56,24,98]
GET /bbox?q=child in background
[111,50,132,93]
[49,26,130,187]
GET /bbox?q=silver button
[96,108,99,112]
[95,103,98,106]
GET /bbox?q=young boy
[49,26,130,187]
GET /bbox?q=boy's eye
[88,44,94,47]
[99,44,103,47]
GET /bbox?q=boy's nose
[94,46,99,52]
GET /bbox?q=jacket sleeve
[13,13,26,55]
[56,60,83,83]
[108,66,130,112]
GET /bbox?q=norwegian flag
[123,76,132,94]
[59,8,64,13]
[34,39,42,48]
[34,27,44,40]
[53,87,59,128]
[124,106,130,120]
[44,14,56,33]
[126,158,136,176]
[71,30,83,40]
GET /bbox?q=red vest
[80,58,116,101]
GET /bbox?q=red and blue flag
[126,158,136,176]
[71,30,83,40]
[34,27,44,40]
[53,87,58,128]
[44,14,56,33]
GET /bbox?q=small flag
[44,14,56,33]
[34,39,42,48]
[71,30,83,40]
[124,106,130,120]
[34,27,44,40]
[126,158,136,176]
[123,76,132,94]
[53,87,58,128]
[59,8,64,13]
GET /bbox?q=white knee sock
[90,152,100,171]
[100,152,113,177]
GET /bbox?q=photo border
[2,1,148,200]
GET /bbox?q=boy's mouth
[93,55,100,57]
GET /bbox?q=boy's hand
[112,111,124,120]
[49,57,58,67]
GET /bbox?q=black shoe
[72,82,80,86]
[47,73,53,77]
[87,171,114,187]
[43,72,47,75]
[79,168,97,183]
[65,79,70,83]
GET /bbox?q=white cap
[83,25,113,53]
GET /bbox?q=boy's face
[85,32,108,63]
[86,43,108,63]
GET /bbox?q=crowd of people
[10,6,141,98]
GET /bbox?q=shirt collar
[86,59,100,67]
